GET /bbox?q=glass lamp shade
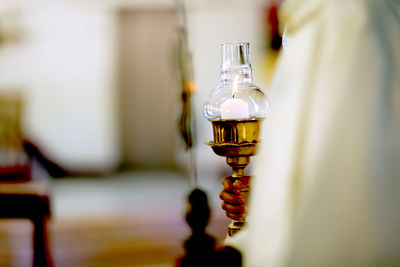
[203,43,269,121]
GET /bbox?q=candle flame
[232,76,239,98]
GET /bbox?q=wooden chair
[0,93,53,266]
[0,183,53,267]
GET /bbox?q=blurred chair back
[0,92,31,181]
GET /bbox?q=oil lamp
[203,42,269,236]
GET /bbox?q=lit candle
[221,98,250,120]
[220,77,250,120]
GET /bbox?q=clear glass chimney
[203,43,269,121]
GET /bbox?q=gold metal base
[206,119,262,236]
[228,220,245,236]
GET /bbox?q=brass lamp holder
[206,118,261,236]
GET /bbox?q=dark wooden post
[32,216,53,267]
[177,189,242,267]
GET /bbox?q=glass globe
[203,43,269,121]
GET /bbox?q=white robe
[226,0,400,266]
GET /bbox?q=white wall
[0,0,268,174]
[0,2,119,171]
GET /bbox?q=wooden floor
[0,171,230,267]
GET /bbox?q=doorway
[118,9,179,169]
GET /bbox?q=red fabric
[0,165,31,181]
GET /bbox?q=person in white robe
[223,0,400,266]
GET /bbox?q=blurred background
[0,0,279,266]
